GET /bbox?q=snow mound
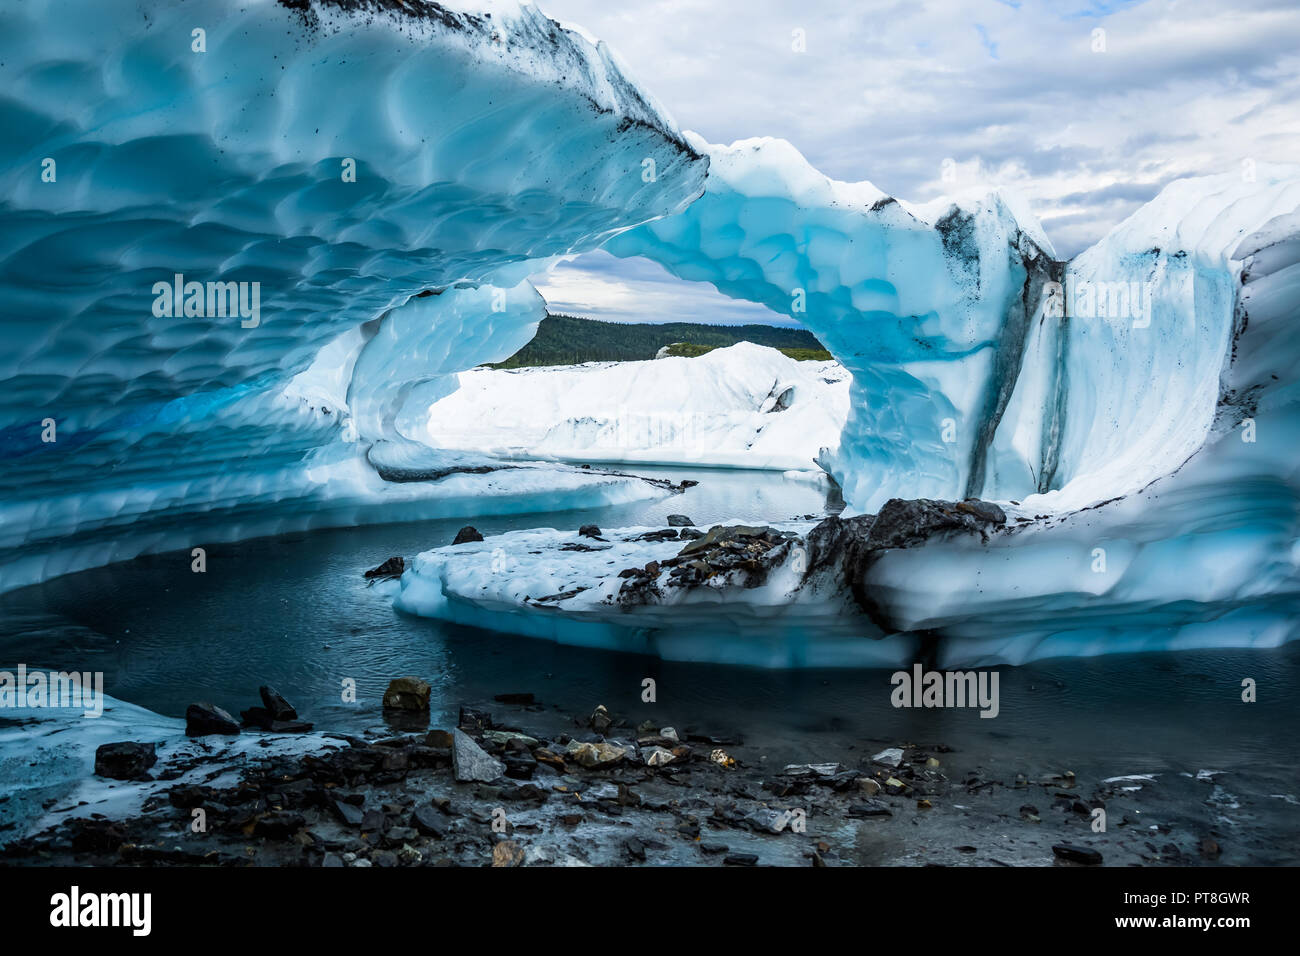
[422,342,849,470]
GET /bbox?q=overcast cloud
[531,0,1300,325]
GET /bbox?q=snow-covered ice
[422,342,850,470]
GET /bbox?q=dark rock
[723,853,758,866]
[589,704,613,734]
[632,528,678,542]
[867,497,1006,550]
[332,800,364,826]
[800,502,1000,629]
[499,784,547,802]
[69,819,127,854]
[667,514,695,527]
[453,526,484,544]
[259,685,297,721]
[847,801,893,818]
[411,806,448,839]
[502,755,536,780]
[382,676,431,711]
[185,702,240,737]
[93,742,157,780]
[678,527,704,540]
[363,556,405,579]
[426,729,455,747]
[1052,843,1103,865]
[166,785,216,809]
[699,842,728,854]
[240,706,274,730]
[361,809,386,833]
[322,853,344,867]
[253,811,305,840]
[624,837,646,862]
[578,525,603,539]
[384,826,418,845]
[457,706,493,731]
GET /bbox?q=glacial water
[1,466,1297,855]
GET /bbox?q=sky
[530,0,1300,326]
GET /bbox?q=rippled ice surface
[1,467,1297,830]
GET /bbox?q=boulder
[382,676,431,711]
[565,740,627,769]
[578,524,603,539]
[453,526,484,544]
[93,741,157,780]
[866,497,1006,551]
[666,514,695,527]
[253,811,305,840]
[425,729,455,748]
[452,729,505,783]
[259,685,297,721]
[363,556,405,579]
[185,702,240,736]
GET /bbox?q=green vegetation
[660,342,833,361]
[490,314,831,368]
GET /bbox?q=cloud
[534,251,790,326]
[535,0,1300,316]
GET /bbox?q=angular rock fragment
[453,729,505,783]
[185,702,240,736]
[363,556,405,579]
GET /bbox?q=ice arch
[0,0,1296,604]
[605,135,1059,512]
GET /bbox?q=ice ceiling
[1,0,1298,666]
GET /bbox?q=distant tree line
[489,314,832,368]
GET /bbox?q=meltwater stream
[1,466,1297,857]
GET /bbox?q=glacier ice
[397,158,1300,667]
[0,0,706,589]
[393,522,919,668]
[0,0,1297,668]
[606,135,1059,512]
[421,342,850,470]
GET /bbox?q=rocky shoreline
[0,685,1237,868]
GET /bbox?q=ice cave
[1,0,1297,671]
[2,0,1299,883]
